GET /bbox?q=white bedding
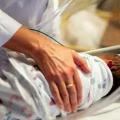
[79,103,120,120]
[58,52,120,120]
[81,54,120,120]
[0,47,119,120]
[58,94,120,120]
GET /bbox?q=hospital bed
[57,45,120,120]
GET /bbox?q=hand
[32,40,90,112]
[4,26,90,112]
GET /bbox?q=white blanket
[81,103,120,120]
[0,48,113,120]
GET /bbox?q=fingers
[73,68,82,105]
[49,81,64,110]
[73,51,91,73]
[49,68,79,113]
[49,63,81,112]
[67,82,77,112]
[55,75,72,112]
[62,71,78,112]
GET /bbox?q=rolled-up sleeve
[0,10,22,47]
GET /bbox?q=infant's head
[98,54,120,94]
[98,54,120,78]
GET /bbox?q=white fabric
[0,49,59,120]
[77,53,113,110]
[58,86,120,120]
[0,49,113,120]
[0,10,22,47]
[58,103,120,120]
[0,0,61,47]
[0,0,48,28]
[78,103,120,120]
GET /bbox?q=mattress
[57,45,120,120]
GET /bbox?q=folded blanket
[0,48,113,120]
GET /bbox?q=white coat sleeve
[0,10,22,47]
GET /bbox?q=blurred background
[59,0,120,52]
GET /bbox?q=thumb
[72,51,91,73]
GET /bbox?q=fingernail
[66,107,71,113]
[68,111,72,114]
[67,108,71,113]
[73,109,77,113]
[87,67,91,73]
[73,110,77,113]
[78,98,82,106]
[60,105,64,110]
[67,110,72,113]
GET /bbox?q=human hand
[32,38,91,113]
[3,26,90,112]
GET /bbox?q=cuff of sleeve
[0,10,22,47]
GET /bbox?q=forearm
[3,26,53,58]
[0,9,54,58]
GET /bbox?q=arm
[0,10,91,112]
[3,26,86,112]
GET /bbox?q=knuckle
[65,66,75,75]
[57,101,63,106]
[47,72,57,80]
[70,93,76,99]
[77,91,82,98]
[52,73,61,81]
[62,70,69,78]
[69,63,76,70]
[72,102,77,106]
[52,89,58,95]
[81,60,87,65]
[52,72,59,78]
[77,90,82,95]
[71,50,76,54]
[57,100,63,104]
[77,86,82,92]
[63,92,69,99]
[71,103,77,108]
[71,65,76,72]
[55,99,64,107]
[65,103,70,108]
[78,95,82,101]
[70,90,76,96]
[46,74,53,80]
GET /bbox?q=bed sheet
[58,97,120,120]
[79,103,120,120]
[59,103,120,120]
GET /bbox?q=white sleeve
[0,10,22,47]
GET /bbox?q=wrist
[4,26,48,57]
[31,35,56,60]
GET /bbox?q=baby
[0,49,119,120]
[98,54,120,95]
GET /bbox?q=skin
[98,54,120,77]
[3,26,90,112]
